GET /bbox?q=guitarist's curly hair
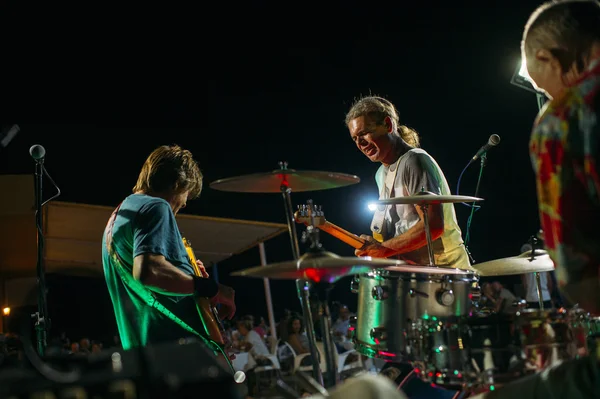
[133,144,203,199]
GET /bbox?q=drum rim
[361,269,479,283]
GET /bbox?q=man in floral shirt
[526,0,600,317]
[470,1,600,398]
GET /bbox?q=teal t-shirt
[102,194,200,349]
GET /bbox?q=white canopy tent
[0,174,288,339]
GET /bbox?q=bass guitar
[183,237,236,373]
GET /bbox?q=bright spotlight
[2,307,10,316]
[518,58,529,79]
[368,203,377,211]
[510,59,537,94]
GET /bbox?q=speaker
[0,339,244,399]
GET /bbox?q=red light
[428,372,433,377]
[379,351,397,358]
[414,368,420,373]
[436,372,442,377]
[303,268,321,283]
[277,173,290,187]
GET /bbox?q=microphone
[471,134,501,162]
[29,144,46,163]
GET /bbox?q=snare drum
[350,267,479,361]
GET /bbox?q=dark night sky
[0,1,547,341]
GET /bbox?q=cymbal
[209,169,360,193]
[375,191,483,205]
[473,249,555,276]
[231,251,469,283]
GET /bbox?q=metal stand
[32,159,49,356]
[464,153,487,264]
[528,235,545,310]
[534,272,544,310]
[419,202,435,267]
[301,206,339,388]
[278,162,324,387]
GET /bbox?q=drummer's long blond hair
[344,95,420,148]
[133,144,203,199]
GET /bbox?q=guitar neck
[317,221,366,249]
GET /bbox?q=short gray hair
[522,0,600,73]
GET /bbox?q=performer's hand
[354,235,392,258]
[211,283,236,320]
[196,259,209,278]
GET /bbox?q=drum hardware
[374,192,483,267]
[372,285,389,301]
[526,234,548,310]
[409,289,430,299]
[232,200,404,388]
[349,276,360,294]
[436,289,455,306]
[370,327,388,343]
[211,165,360,387]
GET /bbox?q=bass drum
[350,268,479,362]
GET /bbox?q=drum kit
[210,163,597,396]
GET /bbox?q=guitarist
[102,144,236,353]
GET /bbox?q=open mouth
[364,145,377,156]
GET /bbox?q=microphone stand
[464,153,487,263]
[32,159,50,356]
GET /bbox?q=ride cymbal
[473,249,555,276]
[209,169,360,193]
[375,191,483,206]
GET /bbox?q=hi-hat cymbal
[231,251,468,283]
[473,249,555,276]
[375,191,483,205]
[209,169,360,193]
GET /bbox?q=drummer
[345,96,473,399]
[345,95,472,271]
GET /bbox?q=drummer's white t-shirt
[371,148,472,270]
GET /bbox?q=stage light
[2,307,10,316]
[511,59,537,93]
[368,203,377,211]
[518,58,529,78]
[510,58,548,110]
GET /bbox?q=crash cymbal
[231,251,467,283]
[473,249,555,276]
[209,169,360,193]
[375,191,483,205]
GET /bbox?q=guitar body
[182,237,233,371]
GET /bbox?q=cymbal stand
[528,235,545,310]
[278,162,324,387]
[301,203,339,388]
[416,191,436,267]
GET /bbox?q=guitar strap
[105,202,222,357]
[371,158,401,241]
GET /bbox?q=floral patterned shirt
[529,58,600,314]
